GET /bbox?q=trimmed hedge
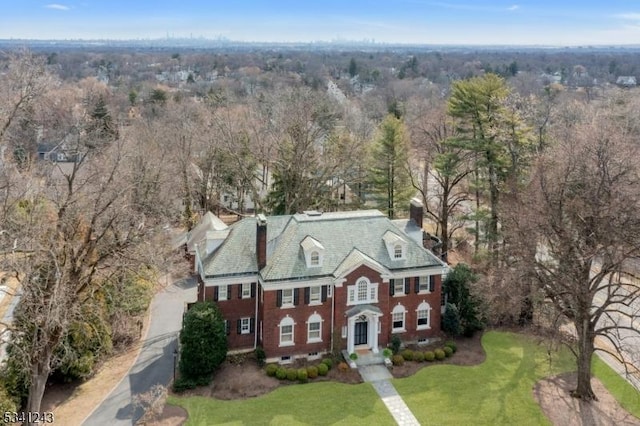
[297,368,308,383]
[424,351,435,362]
[444,341,457,353]
[434,348,446,360]
[413,351,425,362]
[286,368,298,381]
[392,354,405,366]
[401,349,414,361]
[275,367,287,380]
[322,358,333,369]
[443,346,454,357]
[265,364,278,377]
[307,365,318,379]
[317,363,329,376]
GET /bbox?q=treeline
[1,45,640,415]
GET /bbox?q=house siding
[261,284,332,358]
[203,283,257,351]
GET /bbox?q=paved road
[83,276,197,425]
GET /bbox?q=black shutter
[250,318,255,333]
[429,276,435,293]
[213,286,219,301]
[236,319,242,334]
[238,284,243,299]
[276,290,282,307]
[404,277,410,294]
[227,285,232,298]
[321,285,328,302]
[414,278,420,293]
[390,280,395,296]
[304,287,310,304]
[225,320,230,335]
[251,282,256,298]
[293,288,300,305]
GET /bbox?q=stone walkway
[358,363,421,426]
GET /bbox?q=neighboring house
[37,142,73,162]
[193,198,448,363]
[184,211,230,269]
[616,76,637,88]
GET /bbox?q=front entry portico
[345,305,383,355]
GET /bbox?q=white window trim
[392,279,405,297]
[240,317,251,334]
[392,304,406,333]
[418,276,430,294]
[218,285,228,301]
[416,302,432,330]
[347,277,379,306]
[279,317,295,347]
[306,313,323,343]
[309,286,322,305]
[241,283,251,299]
[281,288,294,307]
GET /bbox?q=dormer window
[301,236,324,268]
[383,231,407,261]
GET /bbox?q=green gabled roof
[202,210,444,280]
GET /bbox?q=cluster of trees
[1,43,640,416]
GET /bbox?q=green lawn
[167,380,395,426]
[168,331,640,425]
[394,331,640,425]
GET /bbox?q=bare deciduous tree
[511,104,640,400]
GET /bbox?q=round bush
[382,348,392,358]
[322,358,333,369]
[265,364,278,377]
[297,368,308,383]
[391,354,404,366]
[424,351,435,362]
[445,341,457,353]
[286,368,298,381]
[443,346,453,357]
[307,365,318,379]
[349,352,358,360]
[434,348,446,360]
[317,363,329,376]
[275,367,287,380]
[401,349,414,361]
[413,351,425,362]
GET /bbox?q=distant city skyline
[2,1,640,46]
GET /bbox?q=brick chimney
[256,214,267,270]
[409,197,424,229]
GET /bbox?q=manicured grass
[168,381,395,426]
[393,331,576,425]
[168,331,640,425]
[593,356,640,418]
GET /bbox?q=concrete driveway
[83,276,197,425]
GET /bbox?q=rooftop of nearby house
[186,211,229,253]
[198,209,445,282]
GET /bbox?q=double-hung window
[392,304,406,333]
[282,289,294,306]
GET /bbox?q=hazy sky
[2,1,640,45]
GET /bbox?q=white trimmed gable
[383,230,407,260]
[301,235,325,268]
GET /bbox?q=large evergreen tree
[369,114,413,219]
[179,301,227,381]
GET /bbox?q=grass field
[168,331,640,425]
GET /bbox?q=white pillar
[347,316,355,354]
[370,315,379,353]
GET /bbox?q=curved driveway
[83,276,196,425]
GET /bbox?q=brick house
[193,198,448,363]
